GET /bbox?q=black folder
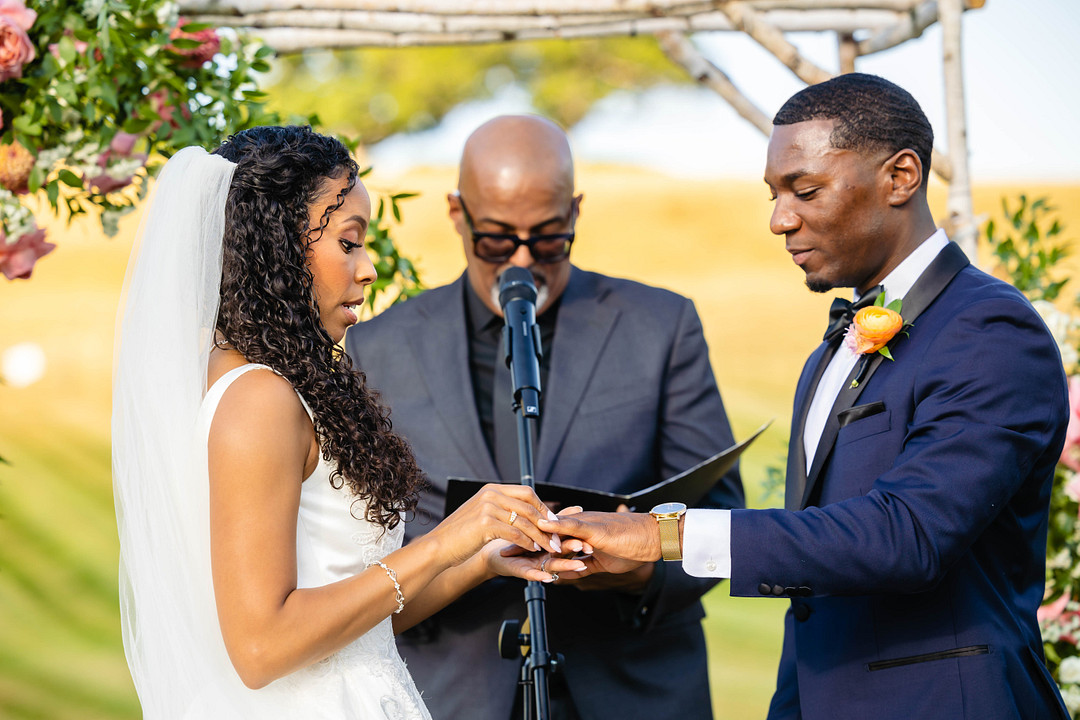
[444,421,770,515]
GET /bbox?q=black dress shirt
[464,280,559,461]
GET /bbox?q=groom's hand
[540,510,662,565]
[548,505,655,591]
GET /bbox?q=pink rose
[0,0,35,30]
[145,89,192,134]
[87,132,147,194]
[1061,376,1080,472]
[167,18,220,69]
[0,225,54,280]
[1039,592,1071,624]
[0,0,36,82]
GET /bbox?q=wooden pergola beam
[183,0,926,15]
[180,0,983,254]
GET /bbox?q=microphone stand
[496,268,557,720]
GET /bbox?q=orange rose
[844,306,903,355]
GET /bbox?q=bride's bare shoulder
[207,344,256,387]
[206,345,311,459]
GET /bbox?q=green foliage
[984,194,1071,302]
[2,0,420,310]
[1042,464,1080,675]
[363,174,422,311]
[759,461,786,504]
[988,197,1080,715]
[10,0,276,232]
[262,37,687,144]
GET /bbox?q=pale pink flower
[1061,376,1080,472]
[1066,473,1080,505]
[87,132,147,194]
[0,225,54,280]
[1040,592,1072,624]
[47,37,88,60]
[0,0,35,82]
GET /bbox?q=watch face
[651,502,687,516]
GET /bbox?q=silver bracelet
[367,560,405,614]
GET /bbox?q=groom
[546,74,1071,719]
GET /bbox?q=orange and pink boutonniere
[844,295,909,387]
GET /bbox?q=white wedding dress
[186,363,432,720]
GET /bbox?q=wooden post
[838,32,857,74]
[939,0,977,259]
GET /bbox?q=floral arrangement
[986,195,1080,717]
[0,0,277,280]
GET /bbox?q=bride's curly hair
[212,125,424,529]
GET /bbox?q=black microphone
[498,267,543,418]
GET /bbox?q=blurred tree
[261,37,688,144]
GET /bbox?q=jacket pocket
[837,400,886,428]
[835,407,891,448]
[867,644,990,672]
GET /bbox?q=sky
[369,0,1080,183]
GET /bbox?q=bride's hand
[481,541,587,583]
[539,505,653,591]
[425,483,562,567]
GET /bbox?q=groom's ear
[883,148,924,206]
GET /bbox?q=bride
[112,126,582,719]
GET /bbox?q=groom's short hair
[774,73,934,183]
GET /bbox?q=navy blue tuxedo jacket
[730,243,1069,719]
[346,267,744,720]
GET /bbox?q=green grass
[0,418,140,720]
[0,409,788,720]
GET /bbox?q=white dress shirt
[681,229,950,578]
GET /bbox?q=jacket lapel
[799,241,970,509]
[408,276,500,481]
[534,268,620,484]
[785,342,838,511]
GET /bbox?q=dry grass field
[1,166,1078,718]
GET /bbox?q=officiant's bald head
[449,115,582,316]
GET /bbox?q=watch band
[657,516,682,561]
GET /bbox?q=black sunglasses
[458,196,576,264]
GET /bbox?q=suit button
[758,583,772,596]
[783,586,798,595]
[793,603,811,622]
[797,586,812,597]
[772,585,785,596]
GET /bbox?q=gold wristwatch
[649,502,687,561]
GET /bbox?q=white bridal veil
[112,147,250,718]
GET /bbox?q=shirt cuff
[681,509,731,578]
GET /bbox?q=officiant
[345,114,744,720]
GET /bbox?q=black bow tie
[823,285,883,342]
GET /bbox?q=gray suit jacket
[346,267,744,720]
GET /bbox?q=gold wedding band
[508,510,518,525]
